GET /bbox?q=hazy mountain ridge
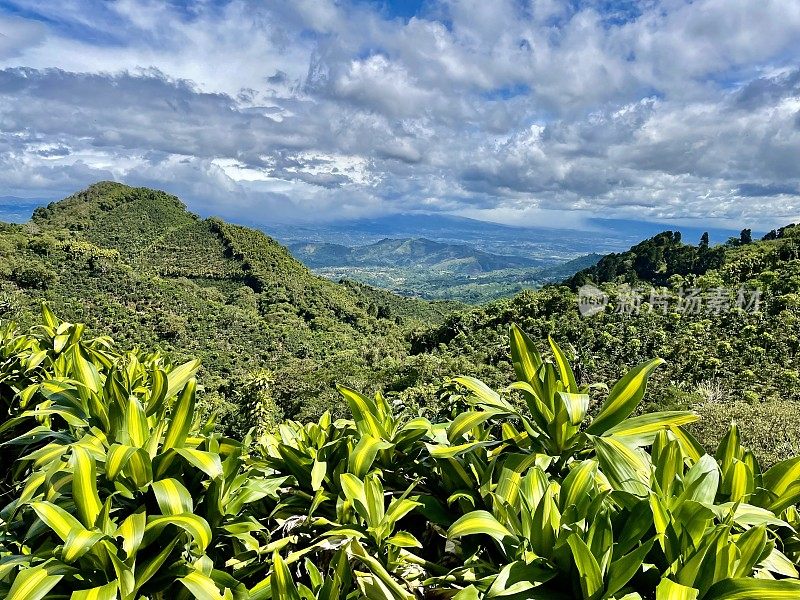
[289,237,546,272]
[287,236,602,302]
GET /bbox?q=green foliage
[567,231,725,288]
[1,182,459,425]
[4,182,800,474]
[3,310,800,598]
[690,400,800,469]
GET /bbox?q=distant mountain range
[284,236,601,302]
[289,237,547,273]
[261,212,746,263]
[0,196,49,223]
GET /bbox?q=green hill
[1,182,456,424]
[290,237,544,272]
[4,181,800,465]
[409,228,800,465]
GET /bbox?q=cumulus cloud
[0,0,798,228]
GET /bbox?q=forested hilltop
[0,182,457,426]
[1,182,799,465]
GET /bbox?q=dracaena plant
[443,324,699,468]
[4,311,800,600]
[0,306,280,600]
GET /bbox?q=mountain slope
[408,228,800,463]
[290,237,543,272]
[288,237,599,303]
[2,182,456,422]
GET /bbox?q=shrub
[2,310,800,598]
[691,399,800,468]
[9,261,57,289]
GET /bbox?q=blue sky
[0,0,798,228]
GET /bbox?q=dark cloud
[737,182,800,197]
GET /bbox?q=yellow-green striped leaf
[31,501,85,541]
[762,455,800,498]
[587,358,665,435]
[145,514,212,552]
[566,533,603,600]
[179,570,229,600]
[594,437,652,496]
[426,441,493,459]
[338,385,387,440]
[127,448,153,488]
[151,478,193,515]
[133,537,179,590]
[125,396,148,448]
[558,392,589,426]
[704,578,800,599]
[656,579,699,600]
[270,552,300,600]
[348,435,391,478]
[604,411,699,447]
[348,540,414,600]
[70,581,118,600]
[0,557,31,579]
[165,359,201,401]
[175,448,223,479]
[310,459,326,492]
[7,565,63,600]
[18,471,46,505]
[105,444,136,481]
[448,510,512,542]
[71,346,100,394]
[71,445,102,528]
[63,528,104,563]
[386,531,422,548]
[116,510,145,559]
[162,378,197,451]
[549,336,578,393]
[448,410,498,442]
[560,459,598,510]
[509,324,543,383]
[454,376,515,412]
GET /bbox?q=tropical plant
[2,308,800,598]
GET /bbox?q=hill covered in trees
[413,224,800,465]
[2,182,799,466]
[0,182,456,423]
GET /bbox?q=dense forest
[2,182,800,598]
[1,182,799,465]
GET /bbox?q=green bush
[691,400,800,468]
[2,309,800,598]
[9,260,57,289]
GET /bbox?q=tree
[700,232,710,248]
[740,228,753,244]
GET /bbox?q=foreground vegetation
[3,308,800,599]
[2,182,800,468]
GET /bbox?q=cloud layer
[0,0,799,228]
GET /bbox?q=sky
[0,0,799,229]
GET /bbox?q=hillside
[1,182,457,423]
[290,237,544,271]
[290,237,600,303]
[409,227,800,464]
[4,182,800,466]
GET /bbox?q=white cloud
[0,0,798,229]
